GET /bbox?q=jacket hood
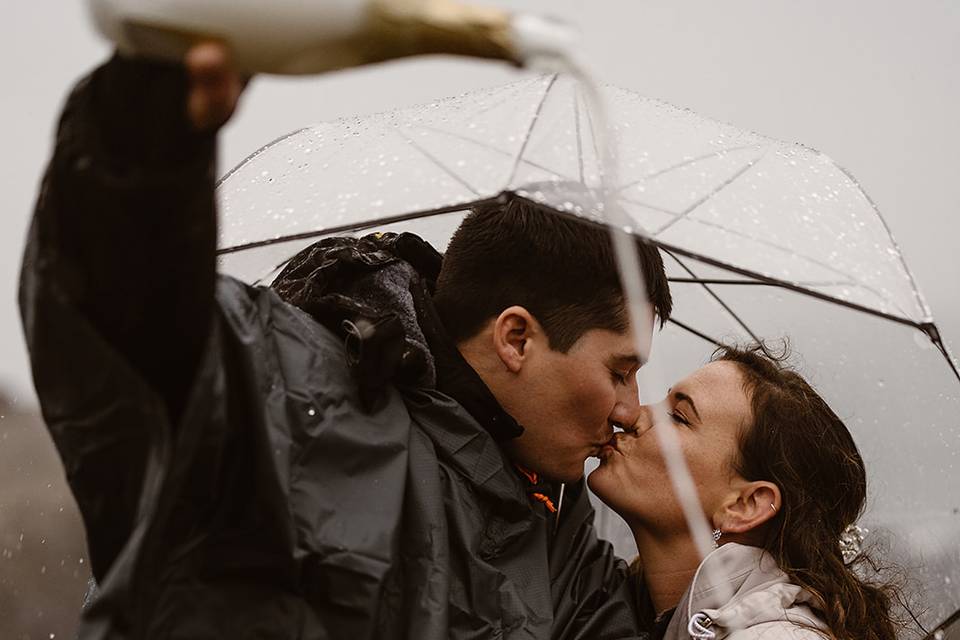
[665,543,828,640]
[270,231,524,440]
[271,232,442,401]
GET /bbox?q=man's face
[501,315,650,483]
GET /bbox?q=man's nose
[611,379,642,429]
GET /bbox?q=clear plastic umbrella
[216,75,960,636]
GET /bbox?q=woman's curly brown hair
[714,342,907,640]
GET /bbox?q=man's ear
[715,481,781,535]
[493,306,537,373]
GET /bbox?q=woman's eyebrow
[673,391,701,421]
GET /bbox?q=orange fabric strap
[515,464,557,513]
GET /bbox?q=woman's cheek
[622,448,656,485]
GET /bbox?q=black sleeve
[57,56,216,424]
[18,54,220,577]
[24,53,218,423]
[31,56,216,423]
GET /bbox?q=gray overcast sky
[2,0,958,405]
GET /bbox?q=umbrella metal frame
[215,190,960,385]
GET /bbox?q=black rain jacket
[19,56,642,640]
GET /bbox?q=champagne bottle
[88,0,576,74]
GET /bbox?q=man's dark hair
[433,193,672,352]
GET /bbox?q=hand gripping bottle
[87,0,576,74]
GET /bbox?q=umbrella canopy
[216,75,960,635]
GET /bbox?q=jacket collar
[664,543,827,640]
[410,260,524,442]
[402,386,536,520]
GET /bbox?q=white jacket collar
[663,543,828,640]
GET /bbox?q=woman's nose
[625,404,655,435]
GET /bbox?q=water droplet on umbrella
[307,407,316,417]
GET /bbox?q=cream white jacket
[662,543,830,640]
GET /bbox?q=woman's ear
[492,306,536,373]
[716,481,781,535]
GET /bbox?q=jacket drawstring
[688,612,716,640]
[515,465,557,513]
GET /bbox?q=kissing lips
[597,434,621,460]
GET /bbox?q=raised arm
[18,45,244,576]
[22,44,244,422]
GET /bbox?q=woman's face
[587,360,753,533]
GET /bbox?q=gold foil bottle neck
[364,0,520,65]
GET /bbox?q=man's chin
[537,462,586,485]
[555,466,588,485]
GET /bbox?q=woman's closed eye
[669,410,690,426]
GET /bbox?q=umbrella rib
[573,85,585,184]
[252,261,288,287]
[507,74,560,187]
[648,237,928,331]
[392,128,482,196]
[512,190,918,329]
[920,606,960,640]
[833,162,931,321]
[216,127,311,188]
[668,277,858,288]
[667,318,724,347]
[919,322,960,384]
[664,250,763,345]
[617,195,684,218]
[661,237,960,384]
[462,76,547,121]
[623,195,911,317]
[637,152,912,319]
[613,144,767,194]
[651,150,767,237]
[580,85,607,186]
[412,124,577,182]
[217,197,500,255]
[217,78,541,190]
[643,209,861,283]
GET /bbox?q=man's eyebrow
[610,353,645,368]
[673,391,701,422]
